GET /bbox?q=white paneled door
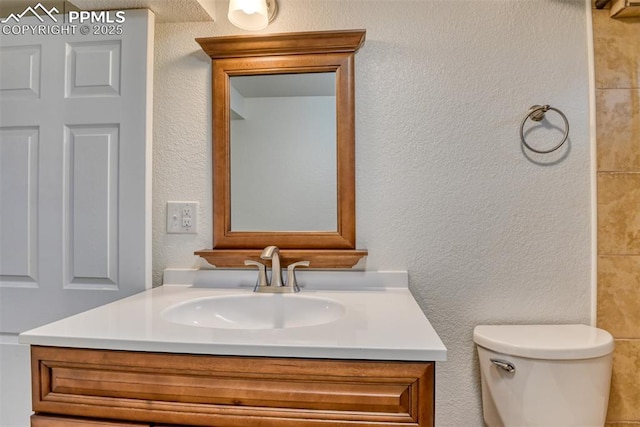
[0,9,153,425]
[0,10,153,333]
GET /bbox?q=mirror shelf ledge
[195,249,368,269]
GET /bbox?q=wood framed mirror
[195,30,367,268]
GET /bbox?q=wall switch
[167,201,198,234]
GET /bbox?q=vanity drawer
[31,346,435,427]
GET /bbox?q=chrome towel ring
[520,104,569,154]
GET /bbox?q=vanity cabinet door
[31,346,435,427]
[31,414,150,426]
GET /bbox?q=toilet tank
[474,324,614,427]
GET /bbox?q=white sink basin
[161,294,346,330]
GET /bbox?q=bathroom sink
[161,294,345,330]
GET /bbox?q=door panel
[0,127,39,284]
[65,124,119,288]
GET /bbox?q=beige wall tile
[592,11,640,89]
[597,173,640,254]
[607,339,640,421]
[597,89,640,171]
[594,5,640,424]
[598,256,640,338]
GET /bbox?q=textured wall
[153,1,592,425]
[592,6,640,425]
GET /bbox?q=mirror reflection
[229,72,337,232]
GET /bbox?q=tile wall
[592,5,640,425]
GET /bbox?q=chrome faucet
[244,246,309,293]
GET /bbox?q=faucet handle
[286,261,309,292]
[244,260,268,291]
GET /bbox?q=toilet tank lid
[473,324,614,360]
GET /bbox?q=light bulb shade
[228,0,269,30]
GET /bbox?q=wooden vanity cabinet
[30,346,435,427]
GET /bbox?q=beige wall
[592,5,640,425]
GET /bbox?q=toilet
[474,324,614,427]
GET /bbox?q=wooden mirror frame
[195,30,367,268]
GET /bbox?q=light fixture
[228,0,278,31]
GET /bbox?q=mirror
[195,30,367,267]
[229,72,337,232]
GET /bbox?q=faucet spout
[261,245,284,287]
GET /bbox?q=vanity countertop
[19,270,446,361]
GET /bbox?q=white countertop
[19,270,447,361]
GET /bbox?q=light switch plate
[167,201,198,234]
